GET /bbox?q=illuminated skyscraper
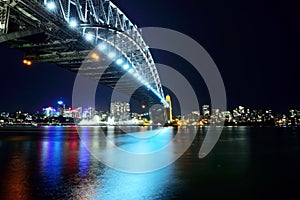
[202,105,210,116]
[110,102,130,121]
[165,95,173,123]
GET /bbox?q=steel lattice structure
[0,0,166,105]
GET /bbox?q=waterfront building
[110,102,130,121]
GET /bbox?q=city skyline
[1,97,299,117]
[1,99,299,127]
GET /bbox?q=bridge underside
[0,0,165,106]
[0,1,160,105]
[2,31,161,105]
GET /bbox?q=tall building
[165,94,173,123]
[202,105,210,116]
[42,107,58,117]
[110,102,130,121]
[238,106,245,114]
[149,104,167,125]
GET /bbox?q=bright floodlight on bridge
[98,43,106,51]
[46,2,56,10]
[123,64,129,70]
[129,68,134,73]
[23,59,32,67]
[69,20,78,28]
[116,58,123,65]
[108,52,116,59]
[85,33,94,41]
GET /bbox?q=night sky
[0,0,299,114]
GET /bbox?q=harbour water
[0,126,299,200]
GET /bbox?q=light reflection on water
[0,126,184,200]
[74,126,180,199]
[0,126,299,199]
[80,126,174,154]
[73,166,177,200]
[77,126,197,173]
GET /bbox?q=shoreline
[0,124,298,128]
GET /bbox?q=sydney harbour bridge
[0,0,168,106]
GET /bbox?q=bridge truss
[0,0,167,106]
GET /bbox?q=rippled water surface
[0,126,299,200]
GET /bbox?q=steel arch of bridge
[0,0,166,105]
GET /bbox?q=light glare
[108,52,116,59]
[23,59,32,67]
[85,33,93,41]
[123,64,129,70]
[98,43,106,51]
[69,20,77,27]
[91,53,100,61]
[46,2,56,10]
[116,58,123,65]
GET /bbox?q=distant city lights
[2,105,300,127]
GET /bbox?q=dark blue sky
[0,0,299,113]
